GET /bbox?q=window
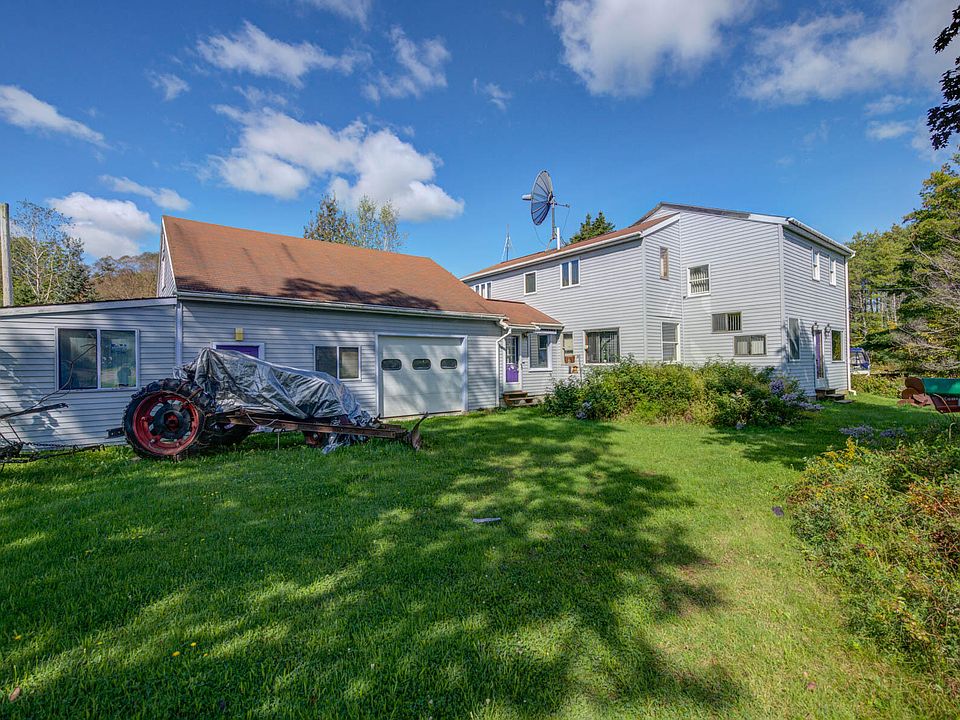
[314,345,360,380]
[711,312,742,333]
[57,328,137,390]
[660,247,669,279]
[473,282,491,298]
[832,330,844,361]
[530,334,551,370]
[562,332,574,363]
[788,318,801,360]
[734,335,767,356]
[412,358,431,370]
[687,264,710,296]
[524,271,537,294]
[829,258,837,286]
[661,322,679,362]
[561,259,580,287]
[440,358,458,369]
[585,330,619,364]
[812,250,821,281]
[381,359,402,371]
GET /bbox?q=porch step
[502,391,540,407]
[816,388,848,401]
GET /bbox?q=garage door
[380,336,465,417]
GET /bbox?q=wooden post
[0,203,12,307]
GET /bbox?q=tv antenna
[501,224,513,262]
[522,170,569,250]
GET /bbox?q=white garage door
[380,336,465,417]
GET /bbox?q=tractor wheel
[123,379,215,459]
[202,422,254,448]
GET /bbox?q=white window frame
[829,258,837,286]
[659,246,669,280]
[314,344,362,381]
[55,327,141,392]
[734,334,767,357]
[584,329,620,365]
[787,318,801,361]
[661,322,680,363]
[523,271,537,295]
[473,281,491,298]
[812,250,821,281]
[560,259,580,288]
[529,332,553,372]
[687,264,711,297]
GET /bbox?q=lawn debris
[472,517,502,524]
[772,506,784,517]
[8,687,21,703]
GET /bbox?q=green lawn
[0,395,955,718]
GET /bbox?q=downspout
[844,254,853,394]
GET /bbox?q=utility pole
[1,203,12,307]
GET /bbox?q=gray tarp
[179,348,375,450]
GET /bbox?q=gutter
[176,290,508,323]
[784,218,853,257]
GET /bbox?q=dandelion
[172,651,181,657]
[13,634,22,641]
[190,642,197,647]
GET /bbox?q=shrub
[851,373,904,398]
[542,360,819,428]
[788,433,960,683]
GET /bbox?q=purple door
[813,330,824,380]
[505,336,520,385]
[216,343,261,358]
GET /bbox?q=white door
[380,336,465,417]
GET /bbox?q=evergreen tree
[568,210,615,244]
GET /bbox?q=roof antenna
[522,170,569,251]
[501,224,513,262]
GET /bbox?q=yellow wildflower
[172,651,180,657]
[190,642,197,647]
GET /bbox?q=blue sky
[0,0,953,276]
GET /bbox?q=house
[461,202,853,399]
[0,216,558,448]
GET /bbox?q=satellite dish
[521,169,568,249]
[529,170,554,226]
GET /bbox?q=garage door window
[315,345,361,380]
[440,358,458,369]
[412,358,431,370]
[381,359,402,371]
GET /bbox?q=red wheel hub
[131,391,202,456]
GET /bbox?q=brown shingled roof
[462,213,676,279]
[163,216,505,317]
[479,299,561,328]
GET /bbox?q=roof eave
[176,290,506,322]
[783,218,853,257]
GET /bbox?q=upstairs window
[788,318,801,360]
[734,335,767,356]
[58,328,138,390]
[812,250,821,281]
[687,265,710,296]
[561,259,580,287]
[473,281,491,298]
[524,271,537,295]
[659,247,669,280]
[585,330,619,364]
[711,312,742,333]
[829,258,837,286]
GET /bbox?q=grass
[0,395,956,718]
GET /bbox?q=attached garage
[379,335,465,417]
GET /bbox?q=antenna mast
[501,224,513,262]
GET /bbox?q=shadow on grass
[0,409,737,718]
[701,396,953,471]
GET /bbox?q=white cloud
[301,0,372,26]
[198,21,367,85]
[235,85,289,108]
[0,85,105,146]
[211,107,463,220]
[474,80,512,111]
[48,193,158,258]
[741,0,954,104]
[364,27,450,101]
[147,72,189,101]
[866,119,914,140]
[551,0,752,97]
[100,176,191,211]
[865,94,911,116]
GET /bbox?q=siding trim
[0,297,176,317]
